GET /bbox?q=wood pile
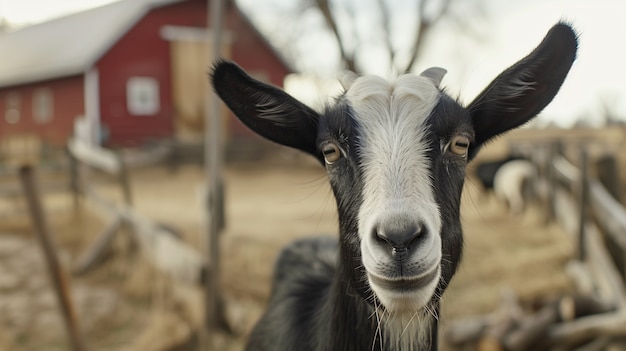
[446,145,626,350]
[444,289,626,350]
[443,186,626,350]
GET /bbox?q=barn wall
[96,0,209,146]
[228,7,292,139]
[97,0,291,146]
[0,75,84,146]
[0,0,292,150]
[0,0,291,149]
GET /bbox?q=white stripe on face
[345,74,443,310]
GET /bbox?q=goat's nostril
[374,221,426,252]
[406,224,425,249]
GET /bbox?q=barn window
[127,77,160,116]
[4,92,21,124]
[33,88,54,123]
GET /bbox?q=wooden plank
[445,315,491,346]
[552,155,579,185]
[83,185,205,286]
[589,180,626,236]
[554,187,626,308]
[585,222,626,309]
[578,149,589,261]
[548,311,626,346]
[67,138,120,175]
[72,215,123,276]
[117,151,133,205]
[18,166,87,351]
[554,188,579,239]
[589,179,626,279]
[130,211,206,284]
[551,151,626,280]
[69,139,204,285]
[595,154,622,204]
[504,302,560,351]
[565,260,595,297]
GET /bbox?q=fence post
[66,146,80,209]
[577,147,589,261]
[546,141,562,223]
[595,154,621,205]
[19,166,87,351]
[114,151,133,206]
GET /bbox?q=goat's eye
[322,143,342,164]
[449,135,470,157]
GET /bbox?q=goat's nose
[374,220,426,254]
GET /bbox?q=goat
[473,155,524,191]
[211,23,577,351]
[493,159,538,215]
[473,156,537,214]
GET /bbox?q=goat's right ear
[211,61,321,161]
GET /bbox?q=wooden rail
[67,139,205,286]
[589,179,626,276]
[543,146,626,298]
[446,141,626,349]
[520,141,626,347]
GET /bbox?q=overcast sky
[237,0,626,127]
[0,0,117,24]
[2,0,625,127]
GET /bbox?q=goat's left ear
[211,61,322,161]
[467,23,578,159]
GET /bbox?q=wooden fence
[533,141,626,347]
[446,140,626,350]
[66,139,206,286]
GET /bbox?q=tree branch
[314,0,356,72]
[376,0,395,72]
[402,0,453,73]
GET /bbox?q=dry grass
[0,156,576,350]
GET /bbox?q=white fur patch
[345,74,443,314]
[371,301,437,351]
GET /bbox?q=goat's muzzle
[373,218,429,261]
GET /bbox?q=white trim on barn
[84,68,101,145]
[160,25,234,43]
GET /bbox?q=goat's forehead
[345,74,439,101]
[343,74,440,130]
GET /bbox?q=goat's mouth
[367,265,441,312]
[368,267,439,292]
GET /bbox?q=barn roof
[0,0,297,90]
[0,0,185,88]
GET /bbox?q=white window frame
[33,88,54,123]
[5,92,21,124]
[126,77,160,116]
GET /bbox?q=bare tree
[312,0,459,74]
[314,0,358,72]
[238,0,486,76]
[598,93,625,126]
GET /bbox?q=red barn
[0,0,291,149]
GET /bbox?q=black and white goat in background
[211,23,577,351]
[474,156,538,215]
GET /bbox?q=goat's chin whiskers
[372,298,383,351]
[400,309,420,337]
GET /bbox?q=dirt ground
[0,158,574,351]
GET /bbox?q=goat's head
[211,23,577,316]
